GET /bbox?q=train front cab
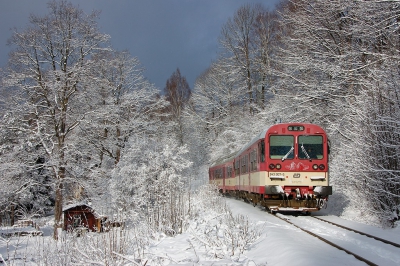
[262,124,332,213]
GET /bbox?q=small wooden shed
[63,203,106,232]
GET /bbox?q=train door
[239,157,243,191]
[241,153,250,192]
[234,159,240,191]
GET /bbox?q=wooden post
[11,204,15,226]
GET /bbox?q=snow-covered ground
[1,197,399,265]
[148,198,400,265]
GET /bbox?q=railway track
[312,216,400,248]
[272,213,400,266]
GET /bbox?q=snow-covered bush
[182,185,265,261]
[188,208,264,261]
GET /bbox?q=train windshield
[298,135,323,160]
[269,135,294,160]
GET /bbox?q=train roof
[210,127,270,167]
[236,123,326,156]
[210,150,238,167]
[210,123,326,167]
[235,127,270,157]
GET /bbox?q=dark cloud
[0,0,280,90]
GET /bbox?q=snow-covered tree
[189,0,399,226]
[252,6,280,110]
[80,50,169,216]
[163,68,191,145]
[3,0,110,238]
[219,4,260,114]
[111,135,192,235]
[192,60,252,160]
[274,0,400,225]
[83,50,154,166]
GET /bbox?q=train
[209,123,332,213]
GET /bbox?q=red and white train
[209,123,332,213]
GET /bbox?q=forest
[0,0,399,248]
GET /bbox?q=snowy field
[1,197,399,265]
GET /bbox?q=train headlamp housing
[313,164,326,170]
[276,164,282,170]
[269,164,275,170]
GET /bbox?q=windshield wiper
[301,143,311,161]
[281,146,294,161]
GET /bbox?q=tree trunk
[54,114,66,239]
[115,126,121,164]
[53,168,65,240]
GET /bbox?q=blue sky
[0,0,280,90]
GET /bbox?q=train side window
[214,168,223,179]
[246,155,248,173]
[251,149,257,171]
[269,135,294,160]
[259,140,265,162]
[242,154,249,174]
[241,155,246,174]
[250,151,254,171]
[235,160,240,175]
[227,166,232,178]
[244,156,246,173]
[241,155,249,174]
[298,135,323,159]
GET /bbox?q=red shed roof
[62,202,105,219]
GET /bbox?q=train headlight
[269,164,275,170]
[276,164,282,170]
[313,164,319,170]
[319,164,325,170]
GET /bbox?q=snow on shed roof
[62,201,91,212]
[62,201,105,218]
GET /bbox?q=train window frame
[269,135,295,160]
[298,135,324,160]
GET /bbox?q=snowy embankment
[1,196,399,265]
[148,197,400,265]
